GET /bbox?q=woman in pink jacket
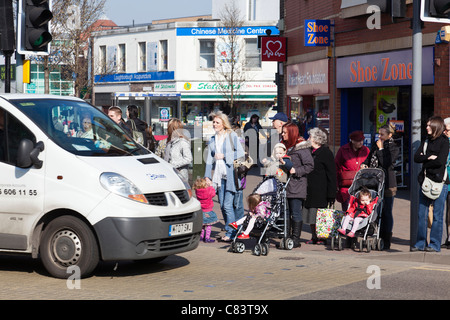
[334,131,370,210]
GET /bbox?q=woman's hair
[380,123,395,136]
[192,177,208,190]
[308,127,327,146]
[127,105,139,119]
[210,111,232,132]
[247,193,261,212]
[282,122,304,149]
[427,116,445,140]
[167,118,185,142]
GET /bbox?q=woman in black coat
[304,128,336,244]
[412,116,449,252]
[362,123,399,249]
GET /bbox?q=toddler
[262,142,293,183]
[338,187,378,238]
[193,177,219,243]
[229,193,271,239]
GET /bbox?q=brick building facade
[283,0,450,187]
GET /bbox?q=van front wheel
[40,216,99,279]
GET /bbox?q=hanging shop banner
[261,37,287,61]
[304,20,331,47]
[376,87,398,131]
[287,59,329,96]
[336,47,434,88]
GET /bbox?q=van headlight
[100,172,149,204]
[173,168,193,199]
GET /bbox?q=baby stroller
[331,168,385,252]
[229,176,293,256]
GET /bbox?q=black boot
[291,221,303,248]
[382,232,392,250]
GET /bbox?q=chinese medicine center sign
[261,37,286,62]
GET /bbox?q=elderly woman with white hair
[303,127,336,244]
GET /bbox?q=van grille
[144,190,190,206]
[160,212,194,223]
[145,192,167,206]
[142,234,199,252]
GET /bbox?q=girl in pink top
[193,178,219,243]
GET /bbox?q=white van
[0,94,202,278]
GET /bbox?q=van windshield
[11,98,149,157]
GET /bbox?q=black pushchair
[331,168,385,252]
[229,176,293,255]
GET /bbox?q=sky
[103,0,213,26]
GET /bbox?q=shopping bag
[316,208,345,239]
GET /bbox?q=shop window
[118,43,126,73]
[160,40,168,71]
[245,38,261,68]
[138,42,146,72]
[199,39,215,69]
[99,45,106,74]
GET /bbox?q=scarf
[212,132,227,187]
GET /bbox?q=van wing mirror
[17,139,45,169]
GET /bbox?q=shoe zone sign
[304,20,331,47]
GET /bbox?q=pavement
[207,166,450,266]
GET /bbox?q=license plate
[169,222,193,236]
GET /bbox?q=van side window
[0,108,36,166]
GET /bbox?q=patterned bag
[316,208,345,239]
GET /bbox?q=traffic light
[421,0,450,23]
[0,0,15,52]
[17,0,53,55]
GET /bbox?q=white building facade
[91,16,280,132]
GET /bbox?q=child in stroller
[338,186,378,237]
[229,193,271,239]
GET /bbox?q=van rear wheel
[40,216,99,279]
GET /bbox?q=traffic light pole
[410,0,422,248]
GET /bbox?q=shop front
[113,92,181,137]
[286,59,330,138]
[336,46,435,188]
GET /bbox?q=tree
[40,0,107,97]
[209,1,248,114]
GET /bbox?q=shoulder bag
[421,140,447,200]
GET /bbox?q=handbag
[228,134,253,190]
[130,120,144,145]
[421,140,447,200]
[316,207,345,239]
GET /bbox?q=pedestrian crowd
[111,105,450,253]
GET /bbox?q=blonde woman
[205,111,245,241]
[163,118,192,182]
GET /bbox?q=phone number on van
[0,189,38,196]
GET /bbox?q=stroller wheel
[377,238,384,251]
[253,244,262,256]
[284,238,294,250]
[358,238,364,252]
[261,243,269,256]
[366,239,372,253]
[235,241,245,253]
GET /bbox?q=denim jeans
[287,198,303,222]
[414,185,448,252]
[233,189,245,222]
[218,179,241,238]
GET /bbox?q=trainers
[229,222,238,230]
[337,228,346,235]
[347,232,355,238]
[237,233,250,239]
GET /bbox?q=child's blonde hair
[193,177,209,190]
[247,193,262,212]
